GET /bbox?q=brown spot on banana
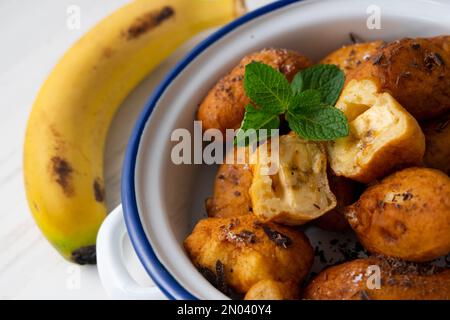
[49,125,66,153]
[103,47,114,58]
[93,178,105,203]
[124,6,175,40]
[50,156,74,196]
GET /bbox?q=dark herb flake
[262,224,292,248]
[402,191,413,201]
[372,53,384,65]
[434,53,445,66]
[198,266,218,285]
[237,230,256,244]
[349,32,364,44]
[436,118,449,133]
[359,290,372,300]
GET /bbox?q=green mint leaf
[286,105,349,141]
[234,104,280,146]
[291,64,345,105]
[290,72,304,93]
[244,61,292,114]
[289,89,323,112]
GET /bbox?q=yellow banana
[24,0,245,264]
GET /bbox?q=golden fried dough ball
[197,48,312,133]
[422,112,450,175]
[345,167,450,262]
[244,280,299,300]
[206,147,253,218]
[347,38,450,121]
[184,215,313,295]
[304,256,450,300]
[315,175,361,232]
[320,41,384,74]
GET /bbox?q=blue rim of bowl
[122,0,303,300]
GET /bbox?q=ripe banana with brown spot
[24,0,245,264]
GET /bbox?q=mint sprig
[235,62,348,145]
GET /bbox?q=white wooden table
[0,0,269,300]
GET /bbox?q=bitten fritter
[347,37,450,121]
[422,112,450,175]
[328,78,425,183]
[184,215,313,295]
[345,167,450,262]
[197,48,312,133]
[206,147,253,218]
[250,133,336,225]
[315,175,361,232]
[244,280,299,300]
[303,256,450,300]
[320,41,384,74]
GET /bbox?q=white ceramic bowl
[97,0,450,300]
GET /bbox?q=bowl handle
[97,205,166,299]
